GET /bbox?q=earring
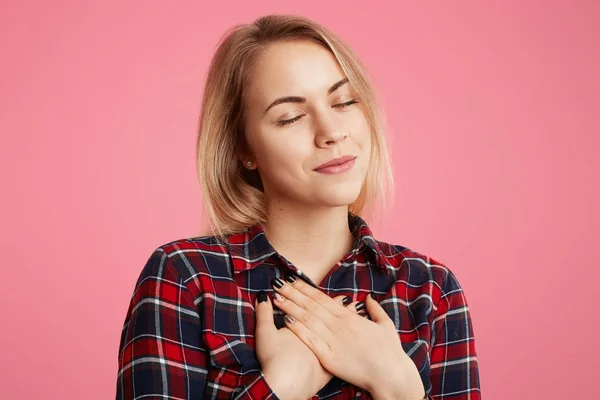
[246,161,253,167]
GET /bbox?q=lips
[313,155,357,171]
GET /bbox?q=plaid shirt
[116,214,481,399]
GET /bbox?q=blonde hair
[195,14,394,240]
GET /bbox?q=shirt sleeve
[116,248,281,400]
[428,268,482,399]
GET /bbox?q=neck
[262,203,355,285]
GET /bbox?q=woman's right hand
[255,291,349,400]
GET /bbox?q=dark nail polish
[355,301,366,312]
[342,296,351,306]
[271,277,284,289]
[284,272,297,283]
[273,292,283,302]
[257,290,267,303]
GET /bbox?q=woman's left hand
[271,273,426,400]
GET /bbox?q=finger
[255,290,277,338]
[364,292,393,326]
[272,286,334,342]
[282,311,332,362]
[343,300,370,320]
[279,273,345,317]
[333,295,352,307]
[346,300,366,314]
[272,276,335,326]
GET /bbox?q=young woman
[116,14,481,400]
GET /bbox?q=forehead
[247,40,347,102]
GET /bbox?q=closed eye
[276,115,302,127]
[333,99,358,109]
[276,100,359,127]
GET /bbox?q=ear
[241,159,256,170]
[238,144,257,170]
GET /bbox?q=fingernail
[257,290,267,303]
[355,301,366,312]
[284,272,297,283]
[271,277,284,289]
[342,296,351,306]
[284,315,295,324]
[273,292,284,302]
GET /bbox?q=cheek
[254,135,310,174]
[353,121,372,154]
[348,112,370,142]
[353,122,373,171]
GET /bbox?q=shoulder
[140,234,232,287]
[157,234,229,258]
[374,239,461,297]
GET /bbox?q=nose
[314,110,348,148]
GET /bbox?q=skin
[242,39,371,286]
[243,40,426,400]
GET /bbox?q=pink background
[1,1,598,399]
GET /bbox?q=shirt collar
[228,213,390,276]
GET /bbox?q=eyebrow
[263,77,350,116]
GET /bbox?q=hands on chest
[254,272,427,400]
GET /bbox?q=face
[242,40,372,210]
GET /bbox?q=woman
[116,14,481,400]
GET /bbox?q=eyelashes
[277,115,303,127]
[276,100,359,127]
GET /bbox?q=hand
[270,273,426,400]
[254,290,350,400]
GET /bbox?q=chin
[313,181,363,207]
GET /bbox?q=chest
[197,263,435,399]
